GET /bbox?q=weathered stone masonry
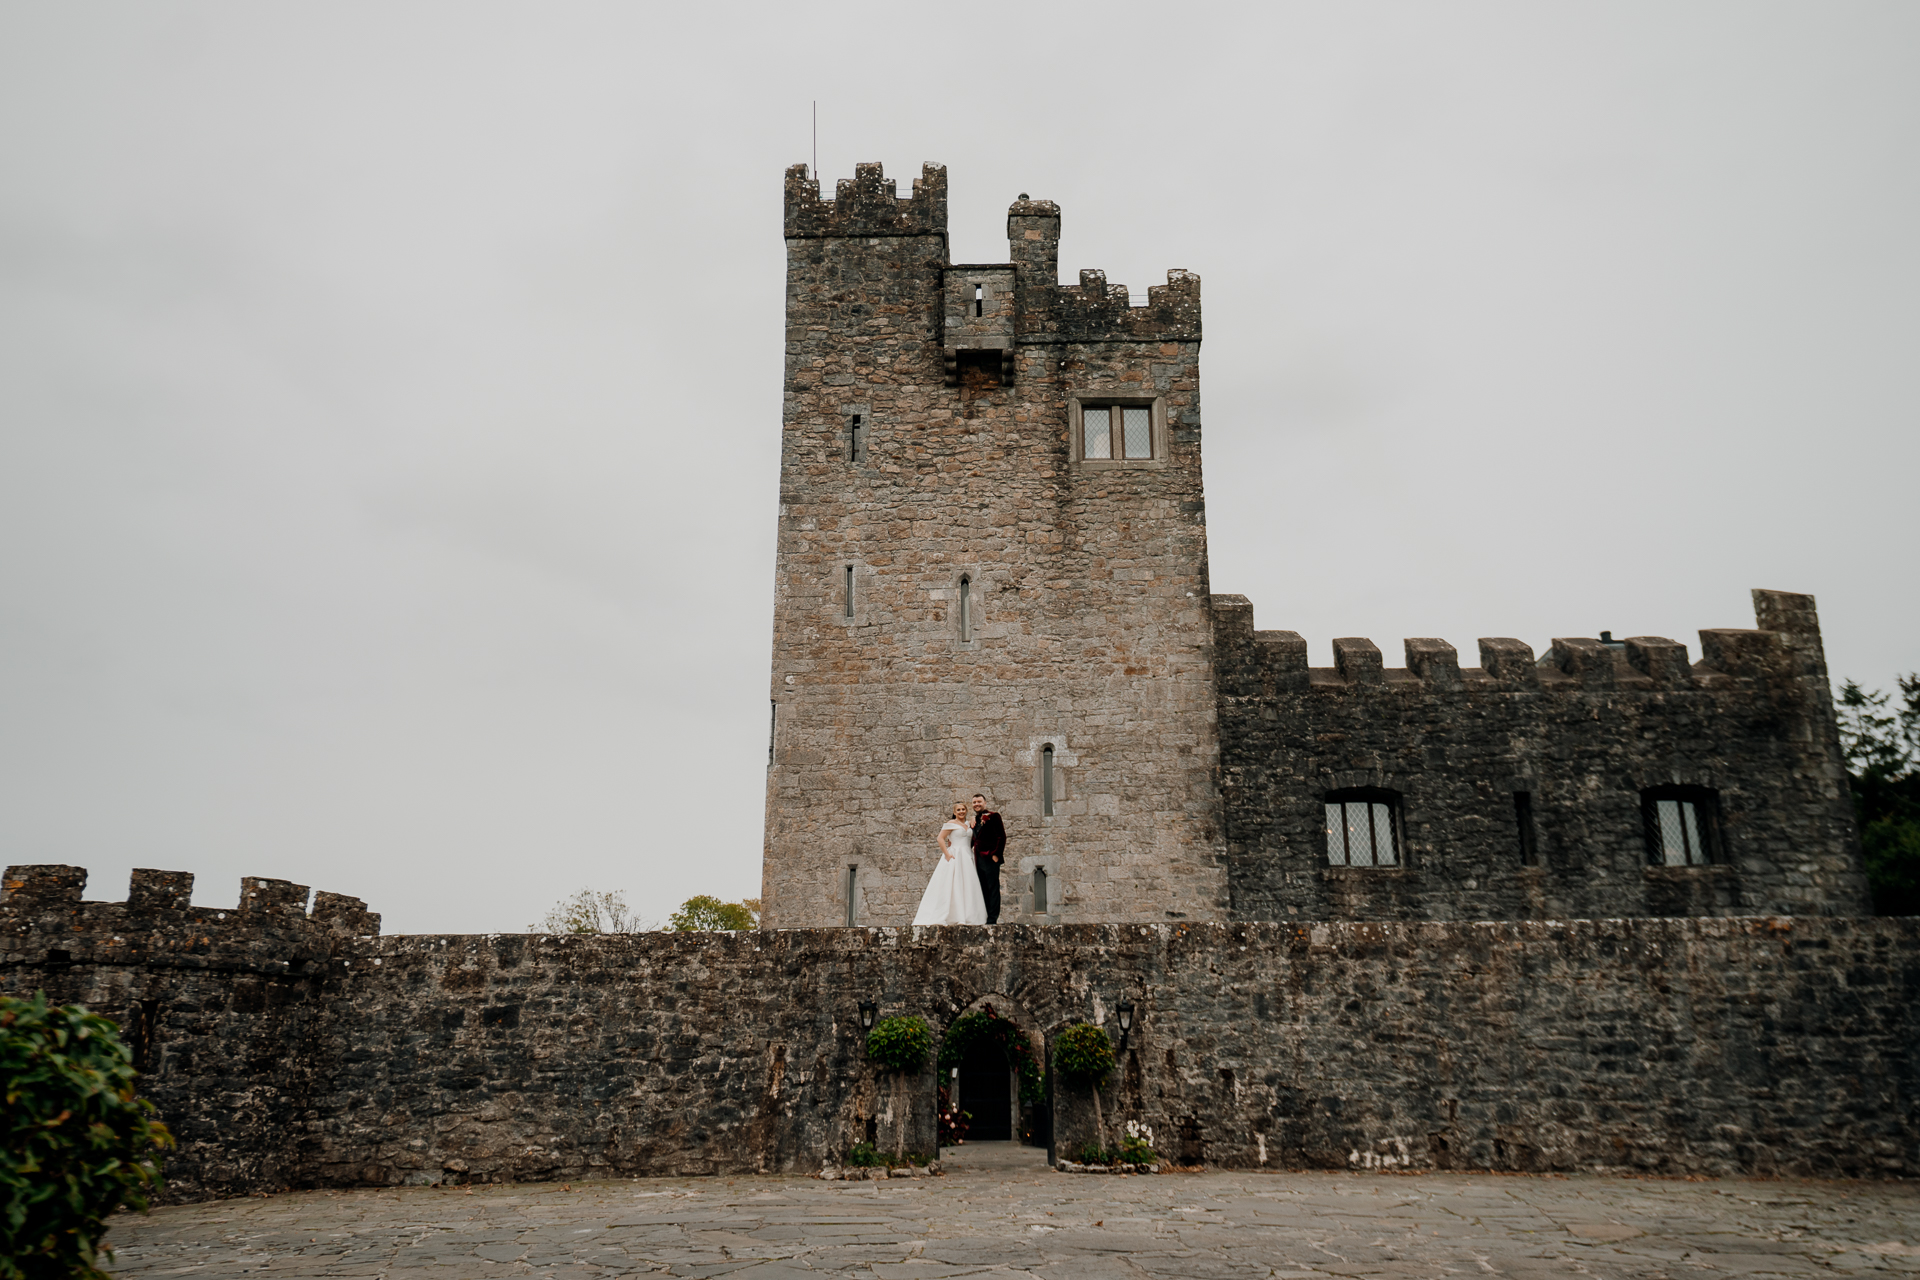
[764,162,1225,931]
[0,163,1903,1203]
[760,163,1868,931]
[1215,589,1869,923]
[4,866,1915,1199]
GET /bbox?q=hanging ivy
[938,1004,1047,1105]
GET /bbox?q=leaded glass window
[1642,789,1718,866]
[1080,405,1153,460]
[1324,792,1401,866]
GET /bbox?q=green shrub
[866,1015,932,1072]
[1070,1141,1113,1165]
[844,1141,884,1168]
[1053,1021,1115,1086]
[667,895,759,932]
[2,993,173,1280]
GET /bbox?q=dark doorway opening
[957,1039,1012,1140]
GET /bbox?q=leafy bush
[1053,1021,1115,1086]
[2,993,173,1280]
[1070,1141,1113,1165]
[667,895,759,932]
[1839,674,1920,915]
[529,889,647,934]
[866,1015,931,1072]
[938,1004,1046,1104]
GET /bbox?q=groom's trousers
[975,857,1001,924]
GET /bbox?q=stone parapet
[3,906,1913,1196]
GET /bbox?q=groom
[971,793,1006,924]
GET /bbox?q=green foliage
[1070,1141,1114,1165]
[1118,1119,1158,1166]
[866,1015,932,1072]
[937,1005,1046,1104]
[844,1142,928,1169]
[2,993,174,1280]
[1839,675,1920,916]
[1053,1021,1116,1086]
[667,895,758,932]
[530,888,646,935]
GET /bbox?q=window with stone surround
[1324,789,1402,867]
[1080,404,1153,460]
[1641,787,1720,866]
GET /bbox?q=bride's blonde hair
[951,801,968,818]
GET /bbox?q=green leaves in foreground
[1,992,173,1280]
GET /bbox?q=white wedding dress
[911,821,990,926]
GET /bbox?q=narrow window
[1323,789,1402,866]
[1515,792,1537,866]
[1032,866,1049,914]
[958,575,971,641]
[1642,787,1718,866]
[845,866,858,927]
[1041,744,1055,817]
[768,699,776,766]
[973,282,983,316]
[1121,406,1151,458]
[849,413,863,463]
[844,566,854,619]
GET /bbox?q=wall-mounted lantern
[1116,999,1136,1051]
[858,999,878,1033]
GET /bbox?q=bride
[911,802,990,926]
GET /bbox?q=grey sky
[2,3,1914,934]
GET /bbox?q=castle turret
[761,163,1227,929]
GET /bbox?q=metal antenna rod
[812,101,817,182]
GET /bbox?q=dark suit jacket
[972,811,1006,865]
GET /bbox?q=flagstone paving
[106,1151,1919,1279]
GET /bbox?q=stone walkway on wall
[106,1153,1919,1279]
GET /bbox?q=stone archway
[938,995,1047,1149]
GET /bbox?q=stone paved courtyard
[106,1144,1919,1279]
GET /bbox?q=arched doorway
[940,998,1048,1148]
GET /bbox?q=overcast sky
[2,3,1914,934]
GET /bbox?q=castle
[1,163,1908,1197]
[763,161,1868,928]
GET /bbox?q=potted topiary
[863,1015,932,1164]
[1053,1021,1117,1157]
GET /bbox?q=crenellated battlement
[1021,267,1202,343]
[1214,589,1816,697]
[1,864,379,972]
[1211,588,1866,923]
[783,161,947,240]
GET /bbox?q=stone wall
[763,161,1226,929]
[6,866,1914,1198]
[0,865,376,1201]
[1214,589,1869,923]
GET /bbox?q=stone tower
[761,162,1228,929]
